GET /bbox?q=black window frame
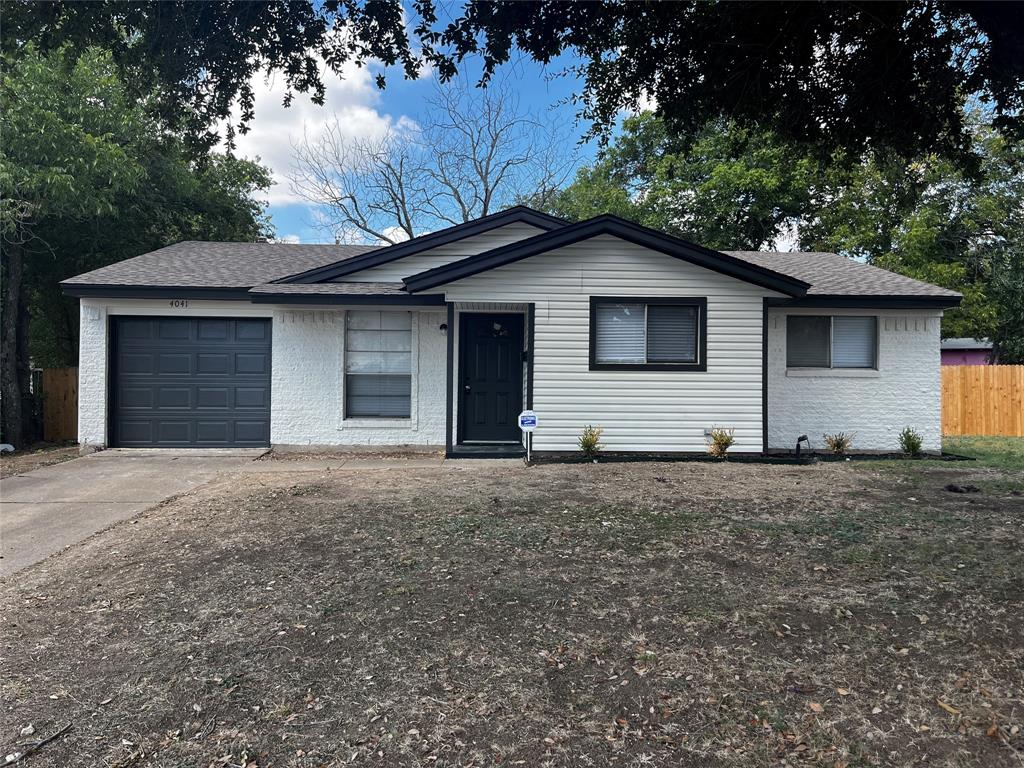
[785,314,879,370]
[589,296,708,372]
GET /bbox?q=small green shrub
[823,431,855,456]
[706,426,735,459]
[899,426,923,457]
[578,425,604,460]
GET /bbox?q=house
[62,207,962,456]
[941,337,994,366]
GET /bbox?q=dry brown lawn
[1,454,1022,767]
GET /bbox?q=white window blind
[594,301,701,366]
[595,303,646,363]
[345,311,412,417]
[832,316,876,368]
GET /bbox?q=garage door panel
[236,319,269,341]
[234,421,269,443]
[156,387,192,409]
[196,387,230,408]
[157,421,193,443]
[158,320,191,340]
[235,387,268,409]
[197,319,230,340]
[119,387,155,409]
[112,317,271,448]
[235,352,269,375]
[157,353,192,375]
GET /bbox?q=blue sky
[231,51,598,243]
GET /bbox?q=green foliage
[6,3,1022,160]
[802,123,1024,343]
[542,111,1024,346]
[537,114,816,250]
[578,425,604,460]
[2,45,273,368]
[706,427,735,459]
[899,427,924,457]
[823,432,855,456]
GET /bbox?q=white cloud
[275,234,302,244]
[228,60,415,206]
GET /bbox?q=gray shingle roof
[723,251,961,298]
[62,238,961,302]
[61,241,379,288]
[248,282,407,296]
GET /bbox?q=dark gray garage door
[111,317,271,447]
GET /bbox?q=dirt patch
[1,459,1021,766]
[0,444,79,479]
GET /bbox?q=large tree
[1,46,272,444]
[5,1,1022,160]
[533,113,818,250]
[537,112,1024,354]
[290,78,574,243]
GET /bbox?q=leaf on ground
[809,702,824,713]
[936,699,961,715]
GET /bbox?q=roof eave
[61,283,253,300]
[766,294,962,309]
[403,215,812,297]
[247,290,444,306]
[277,206,568,284]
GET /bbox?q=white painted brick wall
[77,300,109,447]
[767,309,943,452]
[76,300,446,449]
[270,308,446,446]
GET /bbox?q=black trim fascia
[404,215,811,296]
[445,302,455,458]
[761,297,769,455]
[279,206,568,284]
[588,296,709,372]
[526,303,536,409]
[766,295,961,309]
[248,292,445,306]
[62,284,253,300]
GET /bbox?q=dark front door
[459,313,524,443]
[110,316,272,447]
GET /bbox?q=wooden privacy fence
[41,367,78,442]
[942,365,1024,437]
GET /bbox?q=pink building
[941,338,994,365]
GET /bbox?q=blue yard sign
[518,410,538,431]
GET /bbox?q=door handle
[464,385,471,392]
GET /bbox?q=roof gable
[279,206,567,284]
[402,215,812,297]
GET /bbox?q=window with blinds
[591,299,704,369]
[345,310,412,418]
[786,315,877,369]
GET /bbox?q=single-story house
[941,337,994,366]
[62,207,962,456]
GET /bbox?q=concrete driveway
[0,449,263,577]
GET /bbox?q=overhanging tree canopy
[5,1,1023,158]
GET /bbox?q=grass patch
[943,436,1024,469]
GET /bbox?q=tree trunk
[1,241,26,446]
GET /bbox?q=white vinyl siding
[441,234,784,452]
[339,222,545,282]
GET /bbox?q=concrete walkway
[0,449,263,577]
[0,449,524,577]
